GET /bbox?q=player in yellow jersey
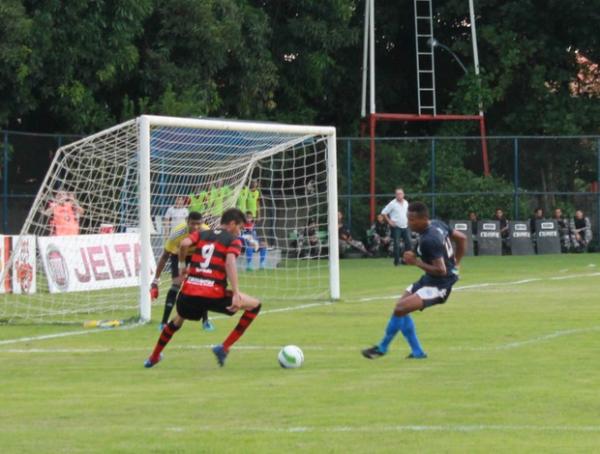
[247,180,261,219]
[237,185,249,213]
[150,211,214,330]
[188,187,209,217]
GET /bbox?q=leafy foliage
[1,0,599,231]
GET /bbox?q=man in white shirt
[381,187,411,266]
[164,196,190,234]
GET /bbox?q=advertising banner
[535,220,561,254]
[510,221,534,255]
[477,221,501,256]
[449,220,474,256]
[38,233,156,293]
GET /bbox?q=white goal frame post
[1,115,340,323]
[137,116,340,320]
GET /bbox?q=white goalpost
[0,115,340,324]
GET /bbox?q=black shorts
[169,255,191,279]
[176,292,235,321]
[406,274,458,310]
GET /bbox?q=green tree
[132,0,277,120]
[256,0,361,130]
[0,0,32,127]
[20,0,152,132]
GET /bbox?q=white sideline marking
[0,271,597,347]
[451,326,600,351]
[0,303,330,347]
[354,272,600,302]
[2,324,599,354]
[172,424,600,433]
[0,323,141,346]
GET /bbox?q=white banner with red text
[38,233,156,293]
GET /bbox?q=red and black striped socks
[150,320,180,362]
[222,304,261,353]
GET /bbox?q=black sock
[161,288,178,325]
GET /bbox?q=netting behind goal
[0,116,339,324]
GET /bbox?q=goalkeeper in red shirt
[144,208,262,368]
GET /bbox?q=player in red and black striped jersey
[144,208,262,368]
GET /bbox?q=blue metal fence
[2,130,599,249]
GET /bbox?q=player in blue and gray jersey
[362,201,466,360]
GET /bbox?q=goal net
[0,116,339,324]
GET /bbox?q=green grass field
[1,254,600,453]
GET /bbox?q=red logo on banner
[47,245,69,291]
[15,238,33,294]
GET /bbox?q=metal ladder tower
[414,0,436,115]
[360,0,490,221]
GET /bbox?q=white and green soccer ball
[278,345,304,369]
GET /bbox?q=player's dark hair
[188,211,203,221]
[408,201,429,218]
[221,208,246,225]
[246,211,253,216]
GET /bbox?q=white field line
[0,302,331,347]
[2,324,599,354]
[353,271,600,303]
[450,326,600,351]
[0,322,142,346]
[163,424,600,433]
[0,271,597,347]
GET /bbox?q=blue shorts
[406,274,458,310]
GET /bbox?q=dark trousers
[391,227,412,265]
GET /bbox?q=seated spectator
[529,208,544,234]
[44,190,84,236]
[553,208,571,252]
[338,211,370,257]
[493,208,510,254]
[368,214,392,256]
[241,211,268,270]
[570,210,592,252]
[304,219,321,258]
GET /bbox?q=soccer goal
[0,115,339,324]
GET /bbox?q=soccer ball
[278,345,304,369]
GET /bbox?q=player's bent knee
[394,295,423,316]
[239,292,260,307]
[172,314,185,327]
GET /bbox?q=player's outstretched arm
[176,237,194,281]
[154,251,170,280]
[451,230,467,266]
[150,250,171,299]
[224,253,260,312]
